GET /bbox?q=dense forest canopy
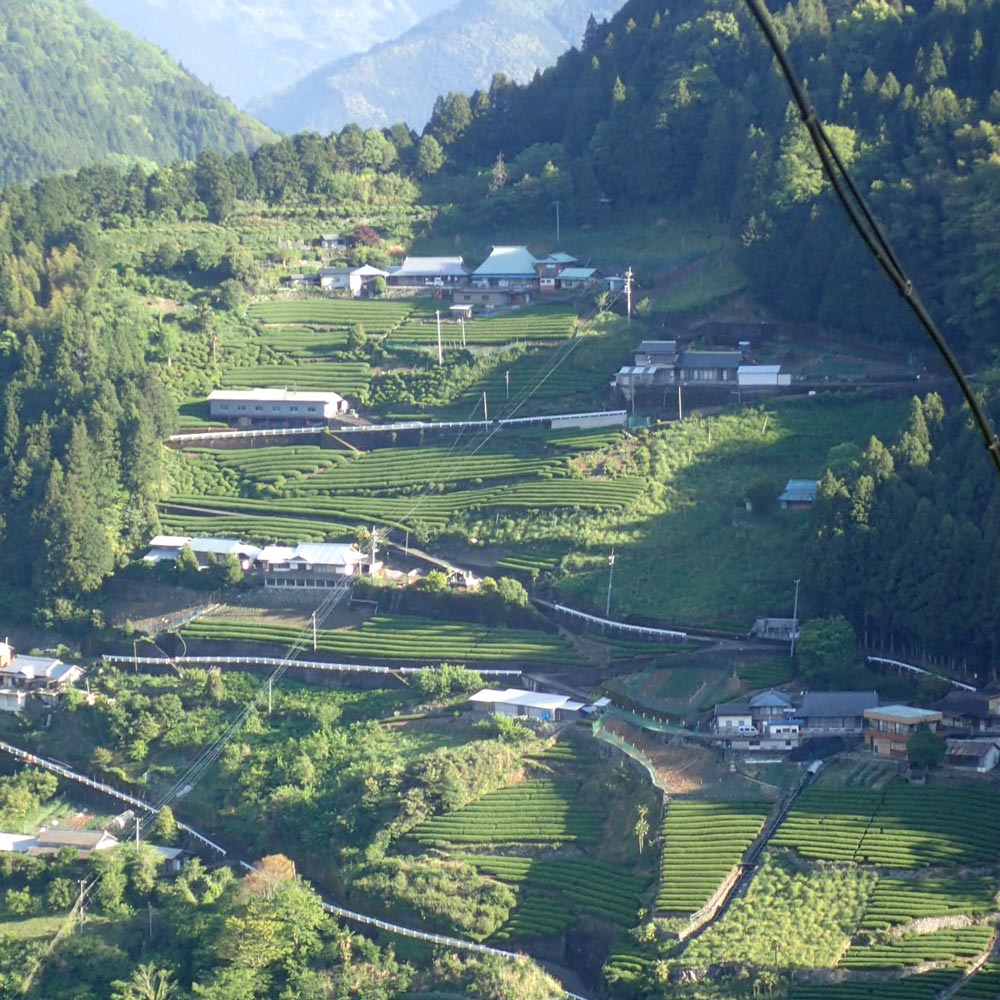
[0,0,275,187]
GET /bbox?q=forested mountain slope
[0,0,275,186]
[87,0,458,106]
[437,0,1000,356]
[253,0,619,132]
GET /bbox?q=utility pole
[482,391,488,423]
[553,200,561,242]
[311,611,317,652]
[505,370,510,400]
[371,523,377,575]
[78,880,86,931]
[135,816,140,849]
[790,578,801,658]
[605,548,616,618]
[268,676,272,715]
[625,266,633,325]
[460,316,466,348]
[677,384,684,421]
[404,529,409,556]
[436,310,443,365]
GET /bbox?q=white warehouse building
[207,388,349,425]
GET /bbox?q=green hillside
[0,0,275,186]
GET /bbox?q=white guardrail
[102,655,522,677]
[866,655,977,692]
[168,410,628,444]
[0,739,590,998]
[536,600,687,641]
[0,740,226,856]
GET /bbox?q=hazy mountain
[86,0,459,106]
[252,0,619,133]
[0,0,275,187]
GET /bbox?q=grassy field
[554,393,911,629]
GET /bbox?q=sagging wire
[741,0,1000,477]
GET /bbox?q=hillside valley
[2,0,1000,998]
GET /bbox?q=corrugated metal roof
[469,687,583,712]
[208,388,345,405]
[738,365,782,374]
[558,267,597,280]
[395,256,470,276]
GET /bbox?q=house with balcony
[863,704,943,758]
[256,542,380,588]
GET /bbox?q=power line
[741,0,1000,479]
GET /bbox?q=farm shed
[945,739,1000,773]
[452,288,529,309]
[208,388,349,425]
[778,479,818,508]
[318,264,388,296]
[0,833,36,853]
[799,691,878,733]
[319,233,344,249]
[555,267,599,289]
[737,365,791,387]
[32,829,119,857]
[469,688,584,722]
[863,704,944,757]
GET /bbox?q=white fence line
[536,600,688,640]
[168,410,627,444]
[0,740,227,856]
[101,654,521,677]
[1,739,589,998]
[866,655,977,692]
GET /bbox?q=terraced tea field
[465,855,647,927]
[410,779,603,846]
[219,361,371,396]
[168,435,645,535]
[773,784,1000,867]
[158,511,354,543]
[788,970,958,1000]
[839,925,993,969]
[249,299,416,332]
[861,876,997,930]
[388,308,576,346]
[657,799,771,912]
[182,614,583,668]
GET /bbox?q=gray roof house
[388,256,470,287]
[779,479,818,508]
[676,350,743,382]
[798,691,878,732]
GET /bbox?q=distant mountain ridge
[252,0,620,133]
[86,0,460,106]
[0,0,275,187]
